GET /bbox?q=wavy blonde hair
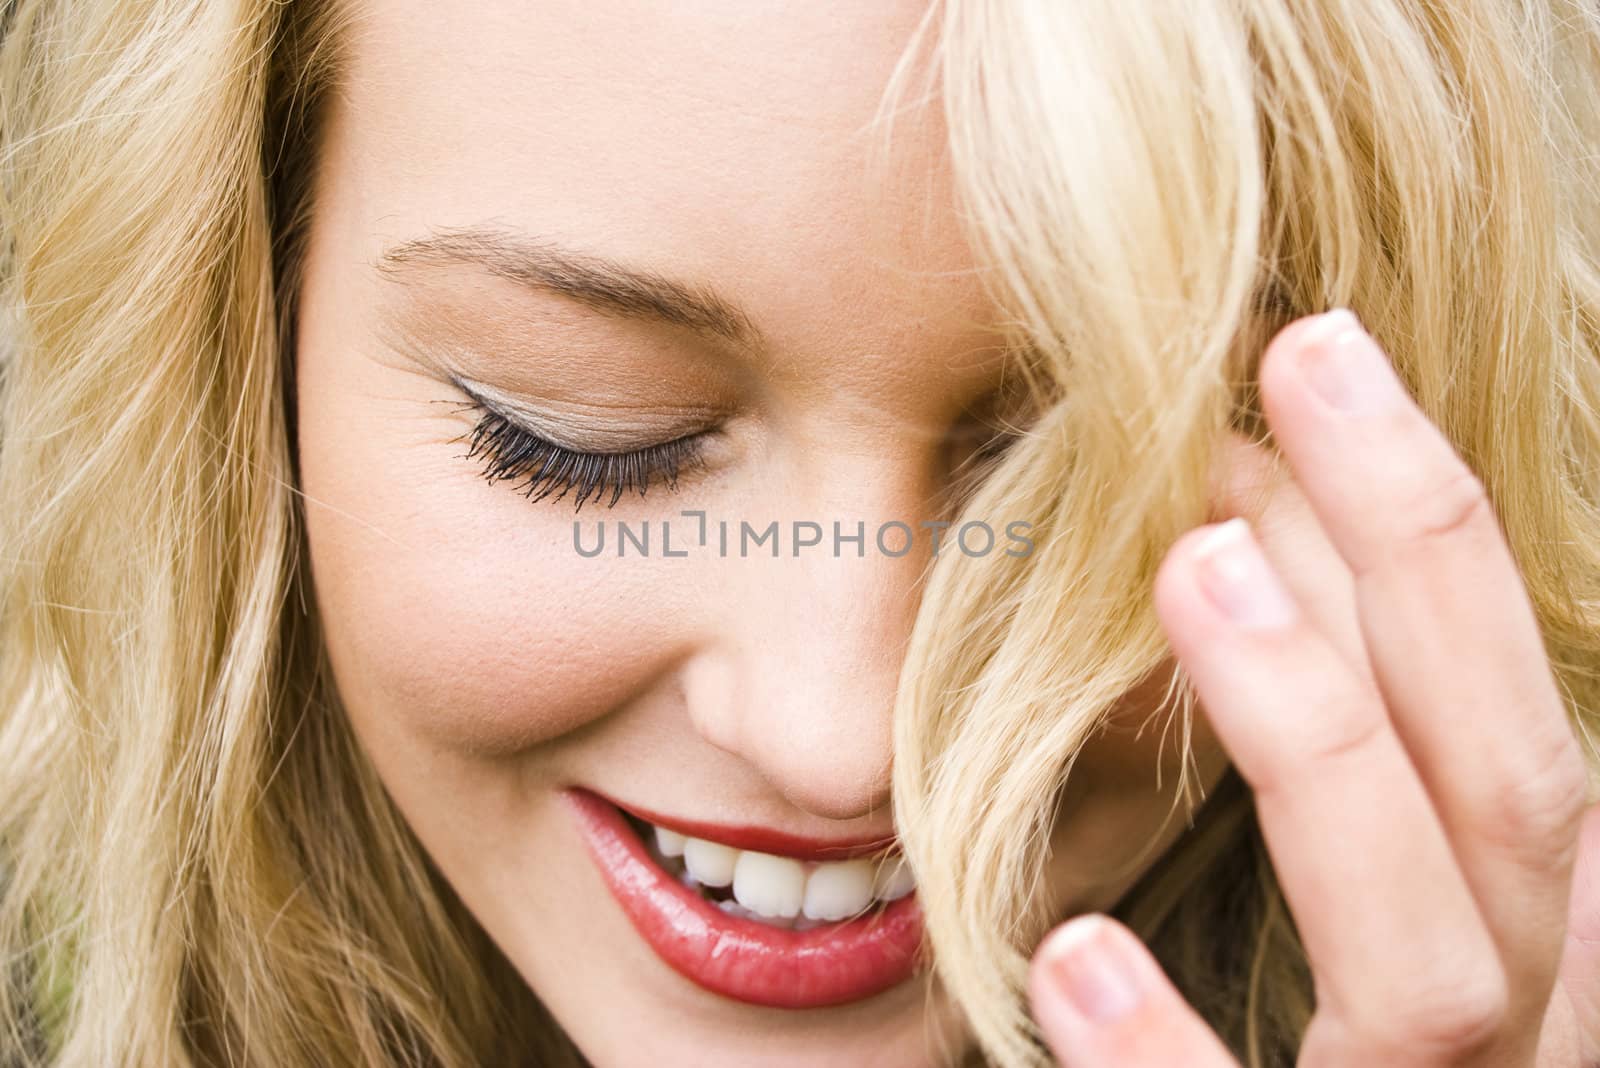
[3,0,1598,1065]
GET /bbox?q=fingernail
[1295,308,1397,415]
[1192,517,1298,629]
[1040,916,1143,1022]
[1043,914,1145,1023]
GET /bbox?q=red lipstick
[605,795,899,862]
[562,786,927,1009]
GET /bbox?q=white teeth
[682,838,739,887]
[802,858,875,921]
[642,820,916,923]
[717,897,796,928]
[871,855,915,901]
[654,826,687,858]
[732,851,808,919]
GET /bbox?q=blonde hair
[2,1,1597,1066]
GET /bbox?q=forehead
[336,1,934,188]
[320,0,1008,397]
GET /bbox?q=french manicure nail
[1041,916,1143,1022]
[1295,308,1396,414]
[1192,517,1298,629]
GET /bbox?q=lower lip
[561,786,927,1009]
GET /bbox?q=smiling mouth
[561,787,927,1009]
[617,810,915,932]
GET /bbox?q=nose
[680,453,945,823]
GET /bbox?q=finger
[1028,914,1238,1067]
[1154,518,1509,1062]
[1207,431,1376,691]
[1552,801,1600,1065]
[1257,309,1589,1024]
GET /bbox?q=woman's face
[294,1,1229,1063]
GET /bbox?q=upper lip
[594,788,900,863]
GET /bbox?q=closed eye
[444,384,708,512]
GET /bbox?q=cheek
[295,370,685,759]
[313,531,657,756]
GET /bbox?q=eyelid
[445,370,721,452]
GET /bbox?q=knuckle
[1248,686,1390,797]
[1479,726,1591,865]
[1378,966,1509,1055]
[1292,691,1389,771]
[1391,463,1497,553]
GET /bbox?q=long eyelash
[448,400,703,512]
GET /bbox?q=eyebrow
[374,223,765,353]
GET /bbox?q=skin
[1028,315,1600,1066]
[293,2,1227,1064]
[290,1,1597,1065]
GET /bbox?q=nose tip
[680,632,902,825]
[773,741,895,825]
[679,543,925,826]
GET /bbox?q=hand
[1025,310,1600,1066]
